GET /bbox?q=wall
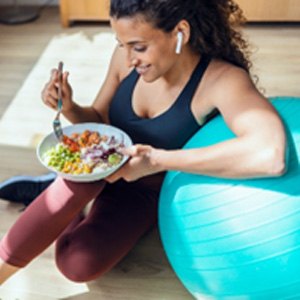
[0,0,58,5]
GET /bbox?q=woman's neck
[161,50,201,88]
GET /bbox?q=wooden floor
[0,6,299,300]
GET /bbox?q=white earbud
[175,31,183,54]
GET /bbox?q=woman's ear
[174,20,191,54]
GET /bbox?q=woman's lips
[136,65,151,75]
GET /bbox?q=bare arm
[42,46,126,125]
[63,47,123,124]
[154,67,287,178]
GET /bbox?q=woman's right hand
[41,67,74,114]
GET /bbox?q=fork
[53,61,64,141]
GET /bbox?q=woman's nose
[127,53,138,68]
[131,58,139,67]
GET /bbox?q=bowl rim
[36,123,133,182]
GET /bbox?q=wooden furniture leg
[59,0,69,28]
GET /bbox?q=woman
[0,0,286,285]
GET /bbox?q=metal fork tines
[53,62,63,141]
[53,111,63,140]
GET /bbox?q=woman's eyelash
[134,46,147,52]
[117,43,147,52]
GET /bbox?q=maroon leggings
[0,175,162,282]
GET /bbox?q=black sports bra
[109,55,218,150]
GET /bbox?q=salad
[43,130,125,175]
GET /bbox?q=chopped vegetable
[43,130,124,175]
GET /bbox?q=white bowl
[37,123,132,182]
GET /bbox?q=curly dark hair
[110,0,252,73]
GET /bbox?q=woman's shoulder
[208,59,251,87]
[206,59,257,101]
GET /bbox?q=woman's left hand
[105,144,164,183]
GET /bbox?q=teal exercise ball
[159,97,300,299]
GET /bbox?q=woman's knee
[56,255,107,282]
[55,241,111,282]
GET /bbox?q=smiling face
[110,15,180,82]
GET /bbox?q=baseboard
[0,0,58,5]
